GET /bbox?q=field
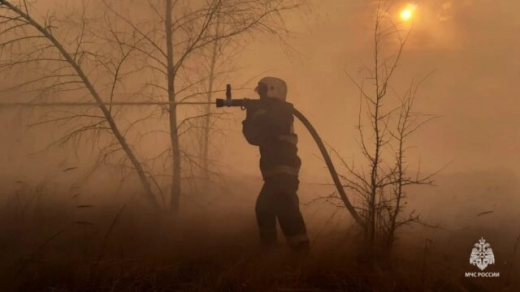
[1,171,518,291]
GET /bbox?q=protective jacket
[242,98,301,179]
[242,96,309,252]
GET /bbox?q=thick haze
[219,0,520,181]
[1,0,519,191]
[1,2,519,290]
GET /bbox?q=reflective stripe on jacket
[242,98,301,179]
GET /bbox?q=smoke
[0,0,519,289]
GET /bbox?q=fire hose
[217,85,364,227]
[0,83,365,226]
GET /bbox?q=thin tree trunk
[368,20,382,249]
[1,1,159,209]
[387,102,409,249]
[201,17,220,184]
[165,0,181,212]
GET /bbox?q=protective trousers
[255,175,309,252]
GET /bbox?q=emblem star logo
[469,237,495,271]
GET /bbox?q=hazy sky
[1,1,519,265]
[220,0,520,178]
[1,0,519,184]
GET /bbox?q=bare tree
[200,5,221,184]
[336,0,439,254]
[103,0,303,213]
[0,0,302,213]
[384,78,439,249]
[0,0,161,209]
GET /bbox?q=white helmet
[256,77,287,101]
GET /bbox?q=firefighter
[242,77,310,252]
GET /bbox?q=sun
[400,9,412,21]
[400,4,416,21]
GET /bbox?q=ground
[1,173,518,291]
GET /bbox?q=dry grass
[0,175,518,292]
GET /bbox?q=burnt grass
[0,181,518,292]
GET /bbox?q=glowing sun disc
[401,9,412,20]
[400,4,416,21]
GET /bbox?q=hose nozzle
[216,84,247,107]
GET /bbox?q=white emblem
[469,237,495,271]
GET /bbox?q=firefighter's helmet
[256,77,287,101]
